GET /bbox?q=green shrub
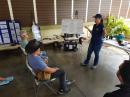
[105,16,130,36]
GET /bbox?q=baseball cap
[93,14,102,19]
[25,39,43,54]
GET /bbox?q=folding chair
[19,46,27,55]
[25,57,57,97]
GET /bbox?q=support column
[71,0,74,19]
[98,0,102,13]
[109,0,113,16]
[85,0,89,22]
[54,0,57,24]
[7,0,14,20]
[126,1,130,19]
[33,0,38,24]
[118,0,123,18]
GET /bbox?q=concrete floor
[0,41,129,97]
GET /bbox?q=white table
[0,44,20,51]
[42,38,64,45]
[104,40,130,60]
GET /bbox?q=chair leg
[33,83,37,97]
[44,82,57,94]
[33,82,41,97]
[33,80,57,96]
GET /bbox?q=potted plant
[105,16,130,45]
[115,33,125,46]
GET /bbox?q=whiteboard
[62,19,83,34]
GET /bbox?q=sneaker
[81,60,89,66]
[80,62,88,66]
[91,66,97,69]
[66,80,75,85]
[57,88,71,95]
[0,80,10,86]
[84,60,89,64]
[81,62,90,67]
[57,89,64,95]
[5,76,14,82]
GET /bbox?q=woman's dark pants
[84,42,103,66]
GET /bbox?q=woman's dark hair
[25,39,43,54]
[119,60,130,85]
[101,19,103,24]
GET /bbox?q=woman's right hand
[84,26,92,33]
[85,26,89,29]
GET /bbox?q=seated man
[20,31,48,63]
[103,60,130,97]
[25,39,72,94]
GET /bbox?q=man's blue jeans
[84,42,103,66]
[51,69,67,91]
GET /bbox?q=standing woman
[81,14,106,69]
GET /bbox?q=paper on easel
[0,25,7,29]
[0,21,6,25]
[9,23,14,30]
[15,23,20,29]
[3,37,10,43]
[62,19,83,34]
[32,24,41,41]
[1,29,8,34]
[16,29,20,35]
[11,30,16,35]
[2,33,9,37]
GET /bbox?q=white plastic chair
[26,57,57,97]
